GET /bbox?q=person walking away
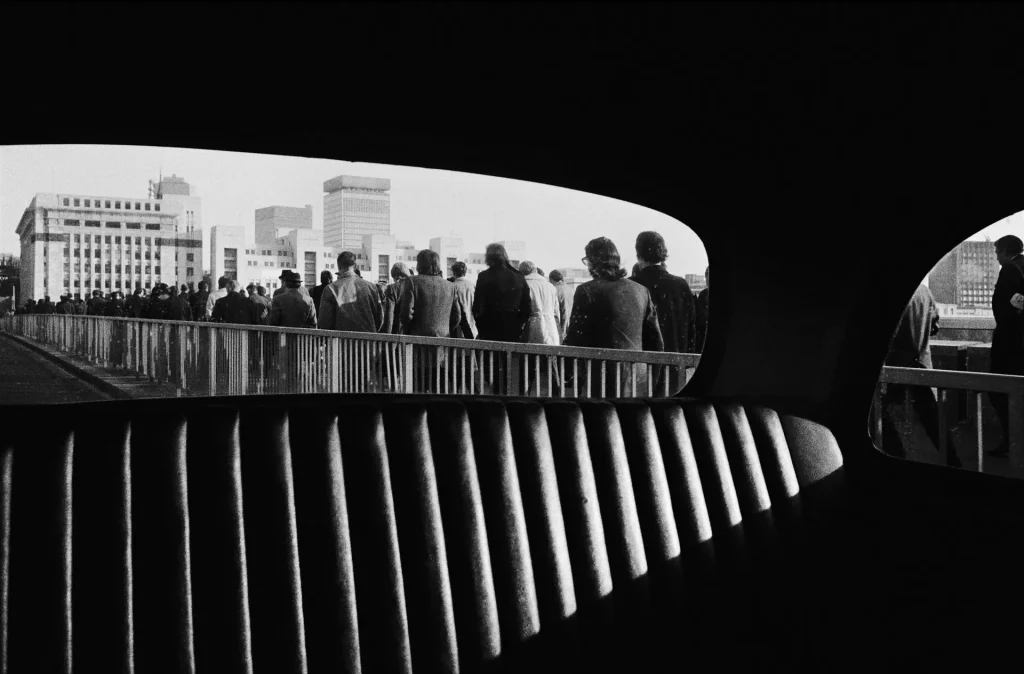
[988,235,1024,457]
[72,295,87,315]
[86,291,105,316]
[632,231,697,394]
[564,237,664,397]
[695,266,710,353]
[548,270,575,343]
[55,295,73,315]
[167,288,192,321]
[212,280,257,325]
[881,283,961,467]
[381,262,412,334]
[519,260,561,395]
[205,276,230,320]
[318,252,384,391]
[309,271,333,322]
[104,291,126,318]
[399,250,462,393]
[249,284,272,326]
[190,282,209,321]
[269,271,317,329]
[208,280,257,393]
[472,243,532,392]
[450,261,477,339]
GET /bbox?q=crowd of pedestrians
[10,230,711,395]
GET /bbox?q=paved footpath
[0,335,112,404]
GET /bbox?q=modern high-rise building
[323,175,391,254]
[928,240,1000,310]
[255,205,314,243]
[685,273,707,293]
[16,193,202,303]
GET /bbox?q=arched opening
[868,211,1024,477]
[1,144,709,400]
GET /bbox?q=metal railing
[871,366,1024,477]
[0,314,698,400]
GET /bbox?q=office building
[211,225,336,292]
[685,273,707,293]
[430,237,464,278]
[323,175,391,254]
[0,254,20,303]
[928,240,999,310]
[151,174,206,272]
[255,205,314,243]
[16,193,202,303]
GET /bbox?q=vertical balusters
[977,392,984,474]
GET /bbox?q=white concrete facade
[15,193,201,303]
[211,225,336,293]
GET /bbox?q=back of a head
[198,281,208,292]
[549,269,563,283]
[416,249,442,276]
[246,284,256,296]
[585,237,627,281]
[391,261,411,281]
[218,276,229,290]
[337,251,357,271]
[996,235,1024,256]
[484,243,512,270]
[635,230,668,264]
[257,286,267,296]
[451,261,467,278]
[320,270,332,284]
[228,280,241,293]
[519,260,537,276]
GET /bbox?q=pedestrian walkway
[0,334,111,404]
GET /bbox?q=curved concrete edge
[0,332,131,400]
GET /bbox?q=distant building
[430,237,464,278]
[151,174,206,273]
[255,205,314,243]
[323,175,391,253]
[555,266,592,292]
[928,240,999,310]
[0,254,20,302]
[685,273,707,293]
[212,225,335,292]
[16,193,199,303]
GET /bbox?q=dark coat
[309,283,330,319]
[564,276,664,352]
[472,265,531,342]
[55,301,73,315]
[399,275,461,338]
[212,291,257,325]
[104,299,126,318]
[632,265,697,354]
[147,296,173,321]
[250,294,272,325]
[381,278,408,334]
[992,253,1024,374]
[127,294,147,318]
[72,300,87,315]
[86,298,105,316]
[270,287,317,329]
[167,296,193,322]
[189,290,209,321]
[695,288,709,352]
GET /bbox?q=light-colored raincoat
[521,272,561,345]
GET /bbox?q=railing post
[976,392,985,474]
[402,341,414,394]
[507,349,520,396]
[208,326,217,397]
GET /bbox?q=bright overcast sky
[1,144,711,278]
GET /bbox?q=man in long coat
[632,231,697,393]
[988,235,1024,456]
[472,243,531,342]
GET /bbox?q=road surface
[0,335,111,404]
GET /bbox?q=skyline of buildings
[929,240,1000,317]
[8,169,713,304]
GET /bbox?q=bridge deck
[0,336,111,404]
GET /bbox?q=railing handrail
[0,314,698,365]
[879,365,1024,394]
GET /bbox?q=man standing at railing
[270,272,316,329]
[319,252,384,391]
[988,235,1024,457]
[248,284,271,325]
[632,231,697,394]
[548,270,574,343]
[450,261,477,339]
[55,295,73,315]
[86,291,104,316]
[882,283,961,467]
[205,276,230,320]
[309,271,332,322]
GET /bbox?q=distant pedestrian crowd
[11,230,711,395]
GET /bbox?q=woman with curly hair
[564,237,664,396]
